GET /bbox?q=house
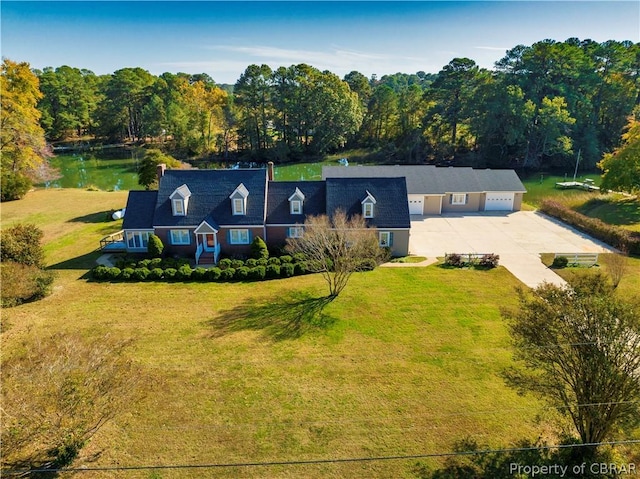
[322,165,526,215]
[121,164,411,264]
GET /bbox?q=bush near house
[147,234,164,258]
[539,200,640,255]
[444,253,500,269]
[250,236,269,260]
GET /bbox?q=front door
[204,233,216,251]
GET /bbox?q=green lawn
[521,173,602,207]
[1,189,545,479]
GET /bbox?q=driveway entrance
[409,211,615,287]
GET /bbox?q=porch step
[198,254,216,265]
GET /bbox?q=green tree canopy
[598,114,640,194]
[138,148,182,189]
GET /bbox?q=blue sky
[2,1,639,84]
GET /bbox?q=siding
[423,196,443,215]
[513,193,523,211]
[388,230,410,256]
[441,193,482,212]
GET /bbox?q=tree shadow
[207,290,337,341]
[67,211,118,224]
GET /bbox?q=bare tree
[602,250,629,289]
[286,210,384,298]
[1,333,140,473]
[502,276,640,458]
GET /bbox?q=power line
[4,439,640,476]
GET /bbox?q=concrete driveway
[409,211,615,287]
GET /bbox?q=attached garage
[484,192,515,211]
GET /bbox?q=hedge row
[443,253,499,269]
[92,262,306,282]
[539,200,640,256]
[112,254,305,272]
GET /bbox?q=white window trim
[363,202,374,218]
[451,193,467,205]
[290,199,302,215]
[170,229,191,245]
[288,226,304,238]
[379,231,391,247]
[229,229,250,245]
[232,197,245,215]
[126,231,150,249]
[172,198,185,216]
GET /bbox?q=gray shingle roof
[322,165,526,194]
[153,169,268,227]
[122,191,157,229]
[266,181,326,225]
[325,177,410,228]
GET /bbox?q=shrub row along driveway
[409,211,615,288]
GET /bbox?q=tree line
[32,38,639,170]
[2,38,639,200]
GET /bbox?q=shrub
[1,171,31,202]
[133,267,150,281]
[106,267,121,280]
[147,234,164,258]
[1,223,45,267]
[444,253,464,268]
[250,236,269,260]
[121,268,135,280]
[245,258,257,268]
[231,259,244,269]
[279,255,293,264]
[265,264,280,278]
[138,259,152,268]
[267,257,281,265]
[191,267,207,281]
[292,252,308,262]
[256,258,268,266]
[356,258,378,271]
[176,264,192,280]
[91,265,110,280]
[539,200,640,256]
[249,266,266,280]
[280,262,295,277]
[220,268,235,281]
[205,267,221,281]
[234,266,250,280]
[149,268,164,280]
[478,254,500,269]
[163,268,177,280]
[552,256,569,268]
[218,258,232,270]
[149,258,163,269]
[294,262,308,275]
[1,262,54,307]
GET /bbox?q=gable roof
[153,169,267,227]
[325,177,410,228]
[122,191,157,229]
[266,181,326,225]
[322,165,526,194]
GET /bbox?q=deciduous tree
[598,114,640,194]
[285,210,383,297]
[137,148,182,189]
[502,276,640,456]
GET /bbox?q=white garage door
[485,192,514,211]
[408,195,423,215]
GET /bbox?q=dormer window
[361,190,376,218]
[230,183,249,215]
[288,187,305,215]
[170,184,191,216]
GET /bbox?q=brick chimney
[156,163,166,183]
[267,161,274,181]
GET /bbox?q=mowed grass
[2,189,542,478]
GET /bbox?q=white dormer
[288,187,305,215]
[170,184,192,216]
[230,183,249,215]
[361,190,376,218]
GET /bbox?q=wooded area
[31,38,639,169]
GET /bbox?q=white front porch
[194,221,221,265]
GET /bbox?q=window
[288,226,304,238]
[170,229,191,245]
[290,200,302,215]
[126,231,150,249]
[172,199,185,216]
[379,231,392,247]
[451,194,467,205]
[363,202,374,218]
[229,229,250,244]
[232,198,245,215]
